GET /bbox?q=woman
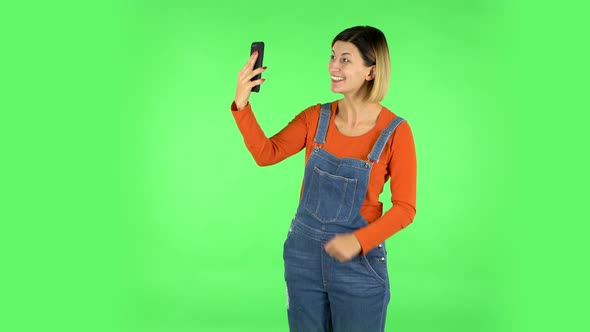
[231,26,417,332]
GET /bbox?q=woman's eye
[330,56,350,62]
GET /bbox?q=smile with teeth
[331,76,345,81]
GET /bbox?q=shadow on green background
[2,1,589,331]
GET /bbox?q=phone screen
[250,42,265,92]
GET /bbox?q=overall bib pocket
[304,166,358,223]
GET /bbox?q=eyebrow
[331,50,352,56]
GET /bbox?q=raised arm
[231,52,309,166]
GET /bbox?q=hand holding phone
[234,42,267,110]
[250,42,265,92]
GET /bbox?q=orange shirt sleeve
[353,120,417,254]
[230,101,309,166]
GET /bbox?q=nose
[328,60,341,72]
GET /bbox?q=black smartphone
[250,41,265,92]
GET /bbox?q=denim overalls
[284,103,405,332]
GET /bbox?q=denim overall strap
[313,103,332,145]
[367,116,405,163]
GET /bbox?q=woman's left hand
[324,234,362,262]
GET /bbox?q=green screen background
[2,0,589,331]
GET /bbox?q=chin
[332,89,351,96]
[330,85,345,94]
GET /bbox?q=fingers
[238,66,268,84]
[249,78,266,88]
[324,242,336,259]
[323,235,359,262]
[239,51,259,75]
[248,50,259,67]
[251,66,267,77]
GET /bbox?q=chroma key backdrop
[2,1,588,332]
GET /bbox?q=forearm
[353,201,416,254]
[230,101,306,166]
[354,120,417,254]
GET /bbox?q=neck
[337,95,381,126]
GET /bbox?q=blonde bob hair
[332,26,391,103]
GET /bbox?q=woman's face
[328,41,374,96]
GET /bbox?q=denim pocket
[304,166,358,223]
[361,246,388,284]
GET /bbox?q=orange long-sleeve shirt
[231,100,417,254]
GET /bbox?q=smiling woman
[329,27,391,104]
[230,26,417,332]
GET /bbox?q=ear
[366,65,376,81]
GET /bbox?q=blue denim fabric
[284,103,405,332]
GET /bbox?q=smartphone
[250,41,265,92]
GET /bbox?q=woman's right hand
[234,51,267,110]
